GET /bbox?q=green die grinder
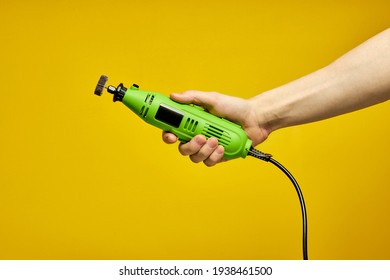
[94,75,270,160]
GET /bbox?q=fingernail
[195,135,206,145]
[208,138,218,148]
[216,145,224,154]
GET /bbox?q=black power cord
[248,147,308,260]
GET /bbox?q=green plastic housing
[121,85,252,159]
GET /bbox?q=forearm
[252,28,390,133]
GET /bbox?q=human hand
[162,90,270,166]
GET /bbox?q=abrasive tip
[94,75,108,96]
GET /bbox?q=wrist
[248,90,287,136]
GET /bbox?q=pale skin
[163,28,390,166]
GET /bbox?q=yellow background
[1,0,390,260]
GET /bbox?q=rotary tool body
[108,81,252,160]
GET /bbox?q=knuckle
[178,143,190,155]
[189,154,202,163]
[204,160,216,167]
[196,149,210,159]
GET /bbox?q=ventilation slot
[139,105,145,116]
[184,118,198,132]
[139,105,149,118]
[203,124,231,146]
[144,94,155,105]
[142,107,149,118]
[148,95,155,105]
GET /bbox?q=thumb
[170,90,217,109]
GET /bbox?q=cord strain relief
[248,147,272,162]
